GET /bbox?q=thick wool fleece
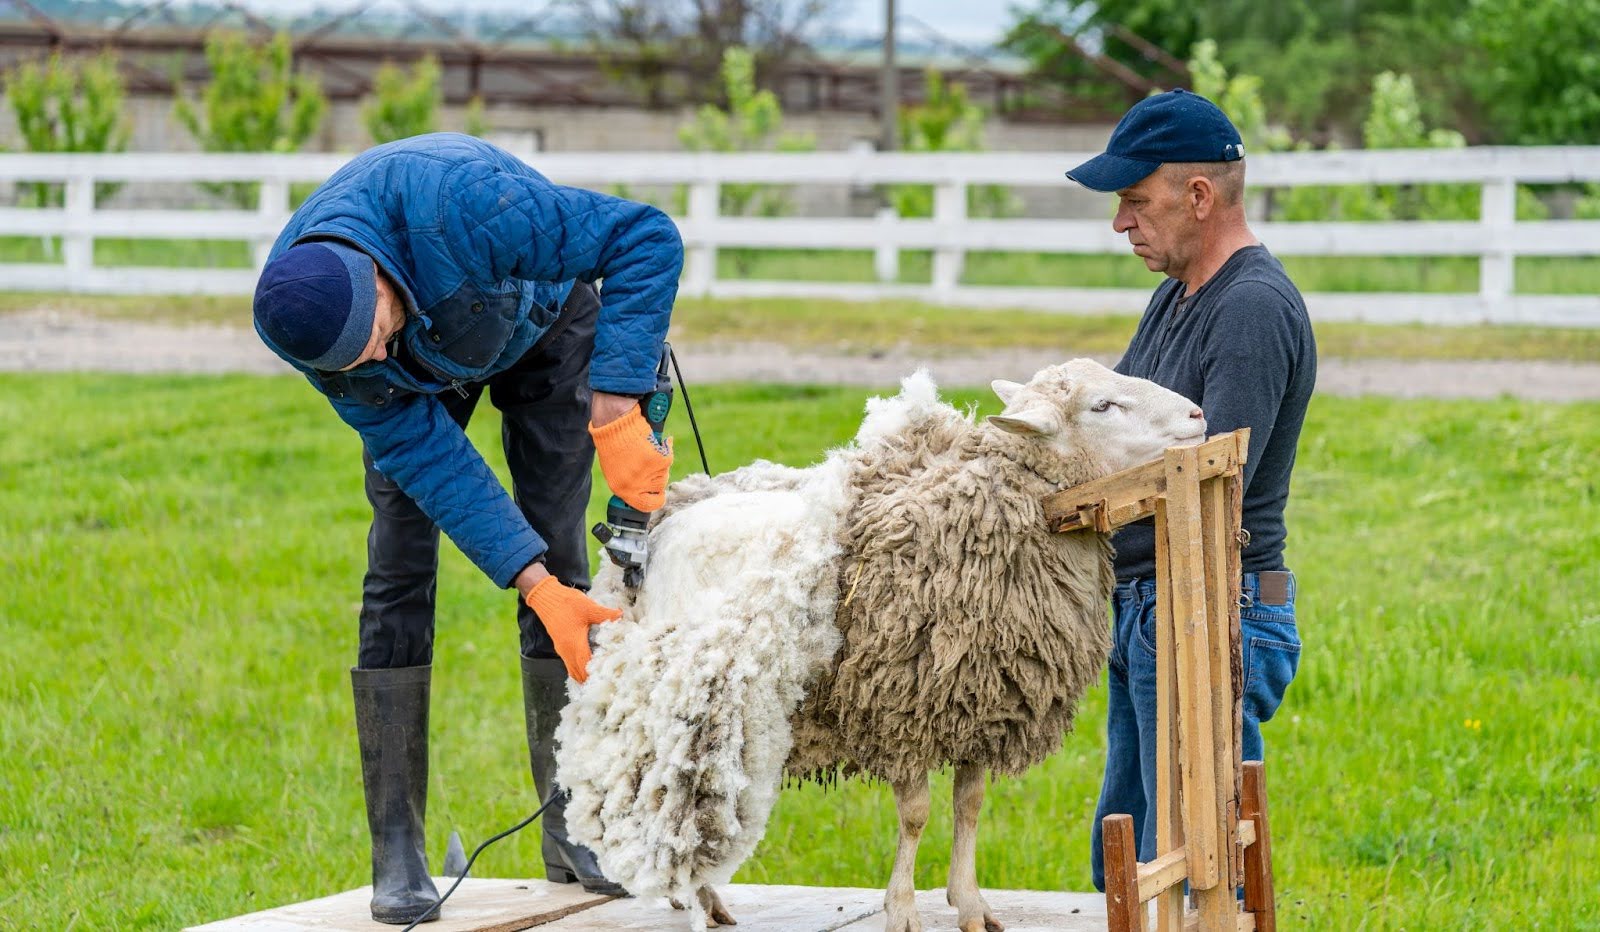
[787,393,1115,786]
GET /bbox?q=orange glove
[523,576,623,683]
[589,406,673,512]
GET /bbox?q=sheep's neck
[973,427,1098,491]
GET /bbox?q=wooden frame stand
[1043,429,1277,932]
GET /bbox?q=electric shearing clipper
[591,343,673,590]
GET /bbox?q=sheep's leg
[697,885,737,926]
[947,763,1003,932]
[886,772,931,932]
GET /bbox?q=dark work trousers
[356,281,600,670]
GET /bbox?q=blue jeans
[1089,572,1301,892]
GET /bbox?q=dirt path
[6,310,1600,401]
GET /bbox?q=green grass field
[2,374,1596,929]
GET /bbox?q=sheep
[556,359,1206,932]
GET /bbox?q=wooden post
[1161,445,1222,892]
[1152,497,1185,932]
[1200,473,1242,889]
[1241,762,1277,932]
[931,179,965,297]
[874,205,900,283]
[63,174,95,280]
[1103,814,1145,932]
[1479,177,1515,316]
[255,177,289,270]
[684,179,719,297]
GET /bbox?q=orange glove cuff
[523,576,623,684]
[589,407,673,512]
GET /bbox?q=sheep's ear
[991,379,1025,405]
[988,407,1057,436]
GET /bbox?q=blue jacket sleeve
[441,158,684,394]
[329,391,546,589]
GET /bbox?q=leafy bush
[363,55,441,145]
[173,31,326,207]
[890,69,1018,220]
[677,47,813,219]
[3,52,129,208]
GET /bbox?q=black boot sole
[546,862,627,897]
[371,902,441,924]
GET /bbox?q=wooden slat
[1196,477,1241,928]
[1227,466,1247,881]
[1163,445,1220,891]
[1152,498,1186,932]
[1103,814,1146,932]
[1043,432,1248,534]
[1241,762,1278,932]
[1136,849,1189,904]
[1201,475,1242,890]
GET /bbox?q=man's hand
[514,561,552,599]
[589,404,673,512]
[591,391,639,428]
[522,575,622,683]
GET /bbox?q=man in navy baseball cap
[1065,88,1245,193]
[1071,90,1319,902]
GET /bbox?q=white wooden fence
[1,147,1597,326]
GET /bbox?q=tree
[3,51,129,209]
[1280,70,1546,222]
[1184,40,1289,155]
[889,69,1017,219]
[678,46,813,218]
[363,55,442,145]
[173,30,326,206]
[1002,0,1484,143]
[1464,0,1600,145]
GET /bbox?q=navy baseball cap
[253,241,379,371]
[1066,89,1245,193]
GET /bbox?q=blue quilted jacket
[257,133,683,588]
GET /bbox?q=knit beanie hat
[253,241,379,371]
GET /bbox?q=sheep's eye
[1091,399,1114,413]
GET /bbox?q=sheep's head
[987,358,1206,476]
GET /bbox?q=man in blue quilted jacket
[252,134,681,923]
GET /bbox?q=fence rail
[1,147,1598,326]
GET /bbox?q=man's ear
[988,406,1058,436]
[1190,174,1216,221]
[991,379,1025,405]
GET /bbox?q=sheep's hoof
[884,906,923,932]
[698,885,737,926]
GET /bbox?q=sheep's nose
[1189,407,1204,419]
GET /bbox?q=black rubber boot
[352,665,442,924]
[521,655,627,896]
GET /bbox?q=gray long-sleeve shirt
[1111,244,1318,581]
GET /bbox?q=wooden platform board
[185,881,1109,932]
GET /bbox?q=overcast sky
[215,1,1015,46]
